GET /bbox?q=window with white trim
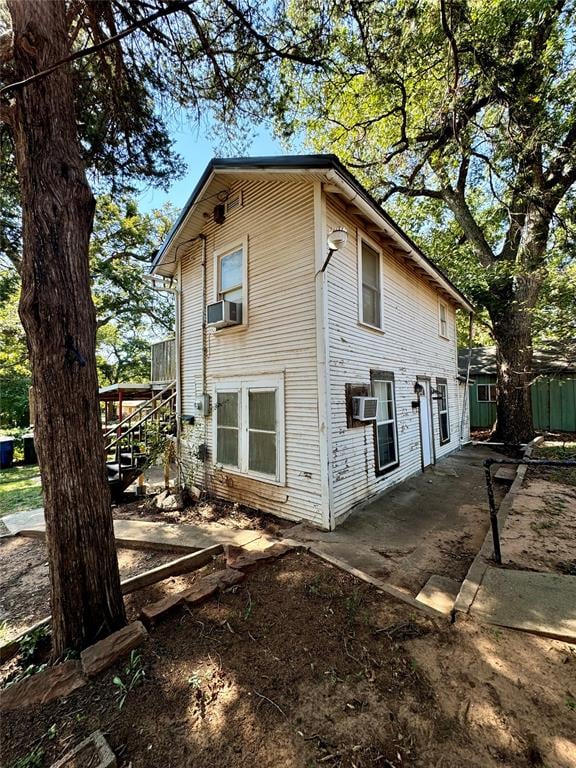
[436,379,450,445]
[360,239,382,328]
[218,246,243,302]
[438,301,449,338]
[371,371,399,474]
[477,384,497,402]
[214,377,284,483]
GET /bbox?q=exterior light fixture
[319,227,348,274]
[327,228,348,253]
[414,382,425,396]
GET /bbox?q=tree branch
[0,0,194,97]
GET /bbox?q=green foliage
[277,0,576,350]
[0,267,29,428]
[19,625,51,661]
[112,650,146,709]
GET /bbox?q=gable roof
[458,342,576,377]
[151,154,474,312]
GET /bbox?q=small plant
[19,625,50,660]
[345,588,364,625]
[11,745,44,768]
[566,696,575,711]
[112,650,146,710]
[10,723,57,768]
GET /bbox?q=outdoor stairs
[104,381,176,500]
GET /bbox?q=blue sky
[137,120,285,213]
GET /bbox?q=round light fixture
[327,227,348,252]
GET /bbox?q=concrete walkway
[469,567,576,643]
[287,444,502,597]
[4,508,265,552]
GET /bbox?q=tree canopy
[277,0,576,441]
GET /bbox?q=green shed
[458,343,576,432]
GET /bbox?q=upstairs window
[218,247,243,302]
[360,239,382,329]
[436,379,450,444]
[438,301,449,338]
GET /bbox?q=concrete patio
[286,444,505,596]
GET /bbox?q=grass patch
[0,465,42,516]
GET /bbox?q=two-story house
[151,155,474,530]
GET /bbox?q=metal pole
[484,461,502,564]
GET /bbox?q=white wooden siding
[178,177,323,525]
[324,196,463,523]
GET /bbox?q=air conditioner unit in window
[352,396,378,421]
[206,300,242,328]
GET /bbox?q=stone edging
[452,436,545,619]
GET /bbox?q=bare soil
[114,494,290,535]
[498,439,576,576]
[2,552,575,768]
[0,538,179,644]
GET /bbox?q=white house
[151,156,474,530]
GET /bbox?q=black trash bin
[0,437,14,469]
[23,433,37,465]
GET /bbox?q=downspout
[199,235,208,494]
[460,311,473,444]
[175,262,182,484]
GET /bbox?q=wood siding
[324,197,463,522]
[178,177,324,525]
[150,338,176,382]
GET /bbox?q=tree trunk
[7,0,126,656]
[489,274,541,445]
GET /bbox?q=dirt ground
[498,439,576,576]
[113,494,290,534]
[2,552,575,768]
[0,538,179,644]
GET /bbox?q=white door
[418,379,434,468]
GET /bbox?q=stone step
[494,465,517,482]
[415,574,461,615]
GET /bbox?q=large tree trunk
[7,0,126,656]
[489,274,541,445]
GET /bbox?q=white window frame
[371,373,400,474]
[358,234,384,331]
[213,236,249,327]
[436,379,450,445]
[213,375,285,485]
[438,300,449,339]
[477,383,497,403]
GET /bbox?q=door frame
[417,376,436,469]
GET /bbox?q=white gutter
[324,169,474,313]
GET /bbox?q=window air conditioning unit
[206,300,242,328]
[352,396,378,421]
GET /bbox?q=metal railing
[103,380,176,443]
[105,389,176,492]
[484,458,576,564]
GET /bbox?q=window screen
[248,390,276,476]
[219,248,243,302]
[373,377,398,471]
[216,391,239,466]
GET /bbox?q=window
[218,247,243,302]
[436,379,450,445]
[477,384,497,402]
[360,239,382,328]
[214,238,248,324]
[214,377,284,483]
[438,301,449,338]
[215,391,240,467]
[248,390,277,476]
[371,371,399,474]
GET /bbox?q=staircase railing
[103,380,176,442]
[105,388,177,493]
